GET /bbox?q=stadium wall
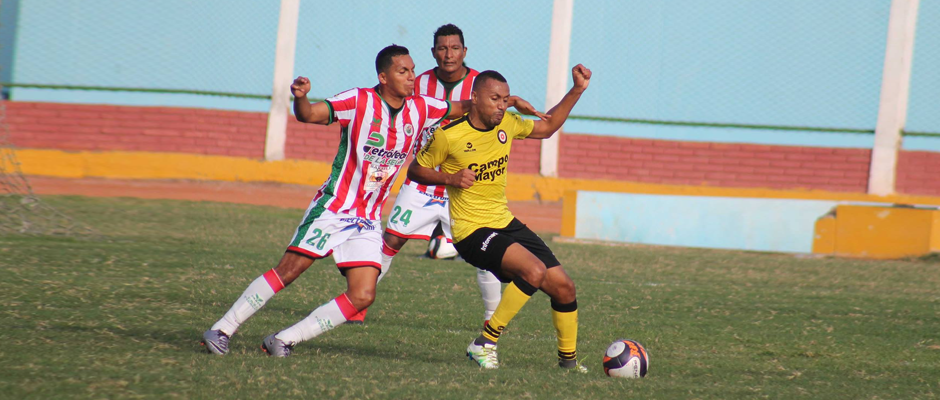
[6,100,940,200]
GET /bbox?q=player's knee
[554,277,577,302]
[346,287,376,310]
[519,263,547,287]
[274,253,313,283]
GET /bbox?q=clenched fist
[291,76,311,98]
[446,169,476,189]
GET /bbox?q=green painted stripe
[1,82,325,102]
[902,131,940,138]
[567,115,875,134]
[5,82,939,138]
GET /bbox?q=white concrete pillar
[540,0,574,177]
[264,0,301,161]
[869,0,920,195]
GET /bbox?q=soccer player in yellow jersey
[409,65,592,371]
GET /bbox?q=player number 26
[305,228,331,250]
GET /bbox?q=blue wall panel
[574,191,845,253]
[4,0,938,151]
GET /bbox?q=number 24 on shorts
[390,206,412,226]
[305,228,332,250]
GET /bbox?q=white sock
[477,269,502,321]
[377,252,394,283]
[211,269,285,336]
[276,293,358,344]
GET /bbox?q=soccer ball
[603,339,649,378]
[428,235,458,259]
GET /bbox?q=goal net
[0,90,94,235]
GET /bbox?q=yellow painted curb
[11,148,940,206]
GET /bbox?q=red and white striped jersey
[404,68,480,198]
[311,87,450,220]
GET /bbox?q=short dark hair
[375,44,410,74]
[472,70,508,91]
[433,24,465,47]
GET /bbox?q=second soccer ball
[603,339,649,378]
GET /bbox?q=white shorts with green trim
[287,209,382,270]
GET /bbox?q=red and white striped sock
[211,269,284,336]
[276,293,359,343]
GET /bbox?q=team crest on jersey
[404,124,415,137]
[497,130,508,144]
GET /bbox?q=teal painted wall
[574,191,854,253]
[4,0,938,151]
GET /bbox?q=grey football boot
[202,329,230,355]
[261,333,295,357]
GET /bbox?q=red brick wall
[5,101,268,158]
[284,118,342,161]
[559,134,878,193]
[897,150,940,197]
[5,101,939,196]
[510,138,541,174]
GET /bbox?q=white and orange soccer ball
[603,339,649,378]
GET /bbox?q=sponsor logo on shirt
[362,146,409,166]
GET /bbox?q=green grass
[1,196,938,399]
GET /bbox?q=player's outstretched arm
[509,96,549,120]
[446,100,472,119]
[291,76,332,124]
[446,97,547,120]
[407,159,476,188]
[527,64,592,139]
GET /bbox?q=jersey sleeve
[420,95,451,132]
[323,88,359,127]
[505,112,535,139]
[416,128,450,169]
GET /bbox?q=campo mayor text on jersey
[469,154,509,182]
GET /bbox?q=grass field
[1,196,938,399]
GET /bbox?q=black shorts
[454,218,560,283]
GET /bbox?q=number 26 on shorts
[305,228,331,250]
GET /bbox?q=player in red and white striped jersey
[349,25,504,327]
[202,45,498,357]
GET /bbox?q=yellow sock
[552,300,578,360]
[482,278,537,343]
